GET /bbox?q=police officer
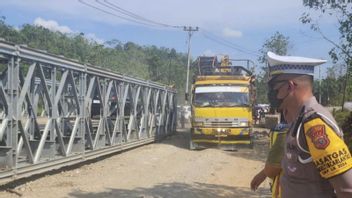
[266,52,352,198]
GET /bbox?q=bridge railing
[0,40,177,184]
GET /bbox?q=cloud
[2,0,332,33]
[202,49,215,56]
[32,17,104,44]
[85,33,105,44]
[222,27,242,38]
[34,17,73,34]
[13,26,20,32]
[2,0,305,29]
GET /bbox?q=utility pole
[184,26,199,104]
[319,65,321,103]
[168,52,172,85]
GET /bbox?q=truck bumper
[190,127,252,146]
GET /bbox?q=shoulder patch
[306,125,330,149]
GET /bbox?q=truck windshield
[194,86,249,107]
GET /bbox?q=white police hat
[267,51,326,77]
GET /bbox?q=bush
[341,111,352,152]
[333,109,350,128]
[333,110,352,152]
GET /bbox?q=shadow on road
[223,139,269,163]
[69,182,270,198]
[159,128,270,163]
[158,128,192,150]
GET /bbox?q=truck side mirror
[185,93,189,101]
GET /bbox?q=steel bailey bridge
[0,40,177,184]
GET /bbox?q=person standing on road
[266,51,352,198]
[250,113,289,198]
[180,107,185,128]
[253,107,260,125]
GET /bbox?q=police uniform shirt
[280,96,352,198]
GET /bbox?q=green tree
[0,19,189,103]
[258,31,292,64]
[301,0,352,109]
[147,55,163,81]
[255,75,269,104]
[256,32,292,104]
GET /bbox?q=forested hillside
[0,17,189,103]
[0,17,351,107]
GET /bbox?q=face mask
[268,87,282,110]
[267,80,289,110]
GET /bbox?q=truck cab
[190,56,255,150]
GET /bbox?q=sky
[0,0,343,78]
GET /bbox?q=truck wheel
[189,141,198,150]
[248,140,254,149]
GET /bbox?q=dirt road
[0,129,271,198]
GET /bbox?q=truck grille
[204,121,238,127]
[194,117,248,128]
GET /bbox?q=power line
[201,30,260,57]
[79,0,182,29]
[202,30,260,56]
[79,1,259,60]
[78,0,161,27]
[98,0,162,26]
[102,0,182,29]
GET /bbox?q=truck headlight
[216,128,225,132]
[215,128,230,133]
[239,121,248,127]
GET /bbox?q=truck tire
[248,139,254,149]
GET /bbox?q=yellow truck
[190,56,255,150]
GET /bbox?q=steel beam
[0,40,177,185]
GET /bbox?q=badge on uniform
[306,125,330,149]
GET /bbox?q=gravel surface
[0,128,271,198]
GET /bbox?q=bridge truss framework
[0,40,177,184]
